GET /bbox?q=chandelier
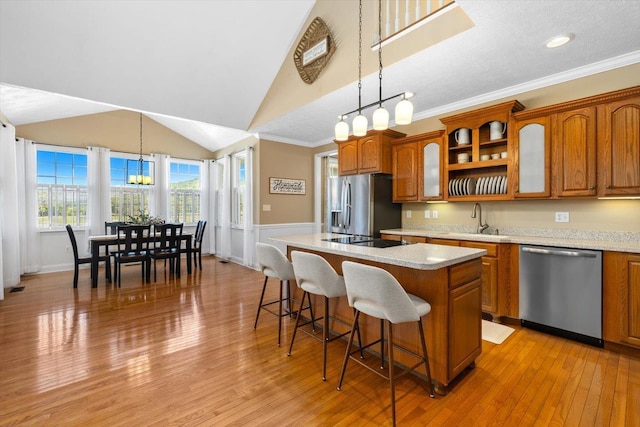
[128,113,154,185]
[334,0,414,141]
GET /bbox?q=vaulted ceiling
[1,0,639,152]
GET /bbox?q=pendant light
[128,113,154,185]
[352,0,368,137]
[333,0,415,141]
[372,0,389,131]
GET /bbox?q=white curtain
[219,155,232,260]
[242,147,255,267]
[0,123,20,290]
[209,160,220,255]
[86,147,111,244]
[16,138,40,273]
[150,153,170,220]
[198,160,211,255]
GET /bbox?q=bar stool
[254,243,296,346]
[337,261,435,426]
[288,251,356,381]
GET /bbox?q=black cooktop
[350,239,409,248]
[323,236,411,248]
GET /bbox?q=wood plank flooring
[1,256,638,426]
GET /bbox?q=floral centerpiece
[126,210,165,225]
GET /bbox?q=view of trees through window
[36,149,88,228]
[170,161,200,224]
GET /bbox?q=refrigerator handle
[344,180,351,228]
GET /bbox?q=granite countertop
[270,233,486,270]
[381,228,640,253]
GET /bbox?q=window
[36,147,88,229]
[109,155,152,221]
[169,160,200,224]
[232,152,246,227]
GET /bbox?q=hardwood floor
[1,256,638,426]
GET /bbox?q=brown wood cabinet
[511,86,640,199]
[603,251,640,352]
[391,130,444,202]
[381,234,517,320]
[509,114,552,198]
[552,106,598,197]
[597,95,640,196]
[440,101,525,201]
[391,139,419,201]
[336,129,405,176]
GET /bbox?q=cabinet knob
[605,184,611,189]
[589,186,595,190]
[515,188,519,193]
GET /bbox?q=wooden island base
[286,245,483,391]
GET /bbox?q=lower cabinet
[381,234,517,320]
[603,251,640,351]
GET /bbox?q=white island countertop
[271,233,486,270]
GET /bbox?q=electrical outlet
[424,210,430,219]
[262,204,271,212]
[555,212,569,223]
[406,210,412,218]
[432,210,438,219]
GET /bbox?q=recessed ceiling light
[545,33,574,48]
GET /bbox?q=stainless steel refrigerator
[327,173,401,237]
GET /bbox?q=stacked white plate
[448,177,476,196]
[475,175,508,195]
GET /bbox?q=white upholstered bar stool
[254,243,297,346]
[288,251,356,381]
[337,261,435,426]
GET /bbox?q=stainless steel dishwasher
[519,245,603,347]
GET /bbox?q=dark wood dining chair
[149,223,184,281]
[113,224,151,288]
[192,220,207,270]
[66,224,111,288]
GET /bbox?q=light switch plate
[432,210,438,219]
[555,212,569,222]
[263,204,271,212]
[406,210,412,218]
[424,210,431,219]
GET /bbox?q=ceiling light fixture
[128,113,154,185]
[545,33,574,48]
[334,0,414,141]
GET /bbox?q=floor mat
[482,320,514,344]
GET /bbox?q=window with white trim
[169,160,200,224]
[232,151,246,227]
[109,155,152,221]
[214,160,224,227]
[36,147,88,229]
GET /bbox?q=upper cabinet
[509,86,640,199]
[337,129,405,176]
[509,114,551,198]
[552,106,598,197]
[597,95,640,196]
[391,130,444,202]
[440,101,525,200]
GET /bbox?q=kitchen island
[271,233,487,392]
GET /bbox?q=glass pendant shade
[353,114,368,136]
[334,120,349,141]
[372,106,389,130]
[395,98,414,125]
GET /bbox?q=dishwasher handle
[521,246,598,258]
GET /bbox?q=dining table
[89,233,193,288]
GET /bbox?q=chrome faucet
[471,202,489,234]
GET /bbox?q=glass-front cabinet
[510,114,551,198]
[419,131,445,201]
[391,130,444,202]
